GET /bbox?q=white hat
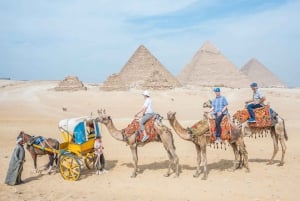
[142,90,150,97]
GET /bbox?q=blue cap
[213,87,220,92]
[250,82,258,88]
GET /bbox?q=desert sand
[0,80,299,201]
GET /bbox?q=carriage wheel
[84,152,95,170]
[59,154,81,181]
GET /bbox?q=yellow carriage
[56,116,101,181]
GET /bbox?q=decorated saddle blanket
[208,116,231,141]
[188,119,209,136]
[234,105,272,128]
[123,116,157,142]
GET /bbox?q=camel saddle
[234,105,272,127]
[208,116,231,142]
[123,116,157,142]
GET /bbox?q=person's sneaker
[247,118,256,123]
[102,169,109,174]
[141,135,149,142]
[216,137,222,143]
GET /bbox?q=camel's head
[97,109,111,125]
[167,111,176,120]
[203,100,212,108]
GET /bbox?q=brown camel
[167,111,249,180]
[97,109,179,178]
[232,108,288,166]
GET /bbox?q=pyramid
[241,58,286,88]
[54,76,87,91]
[101,45,182,90]
[177,41,250,88]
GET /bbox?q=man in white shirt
[135,90,155,142]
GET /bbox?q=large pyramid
[177,41,250,88]
[241,58,286,88]
[101,45,182,90]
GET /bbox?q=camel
[97,109,179,178]
[167,111,249,180]
[232,106,288,166]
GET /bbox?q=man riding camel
[134,90,155,142]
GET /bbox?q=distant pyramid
[241,58,286,88]
[54,76,87,91]
[101,45,182,90]
[177,41,250,88]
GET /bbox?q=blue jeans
[247,103,263,119]
[139,113,154,132]
[215,114,225,138]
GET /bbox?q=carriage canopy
[58,116,100,144]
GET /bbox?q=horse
[17,131,60,174]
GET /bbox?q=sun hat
[250,82,258,88]
[213,87,220,92]
[142,90,150,97]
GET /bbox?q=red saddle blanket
[208,116,231,141]
[233,105,271,127]
[123,116,157,142]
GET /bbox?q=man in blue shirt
[245,82,266,123]
[208,87,228,143]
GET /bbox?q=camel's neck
[168,118,192,141]
[103,119,124,141]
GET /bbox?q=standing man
[208,87,228,143]
[135,90,155,142]
[245,82,266,123]
[5,136,26,185]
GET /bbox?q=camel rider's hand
[217,112,222,116]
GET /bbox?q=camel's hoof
[278,162,284,166]
[228,167,236,172]
[201,175,207,180]
[267,161,274,165]
[164,173,170,177]
[193,173,200,178]
[173,174,179,178]
[130,173,137,178]
[245,168,250,173]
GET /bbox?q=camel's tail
[282,118,288,141]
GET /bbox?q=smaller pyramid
[241,58,286,88]
[101,45,182,90]
[177,41,250,88]
[54,76,87,91]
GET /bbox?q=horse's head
[167,111,176,120]
[203,100,212,108]
[17,131,31,143]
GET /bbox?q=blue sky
[1,0,299,87]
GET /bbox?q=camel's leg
[161,133,179,177]
[171,150,179,177]
[193,143,201,178]
[229,143,240,171]
[278,136,287,166]
[240,141,250,172]
[130,145,138,178]
[268,129,279,165]
[201,144,207,180]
